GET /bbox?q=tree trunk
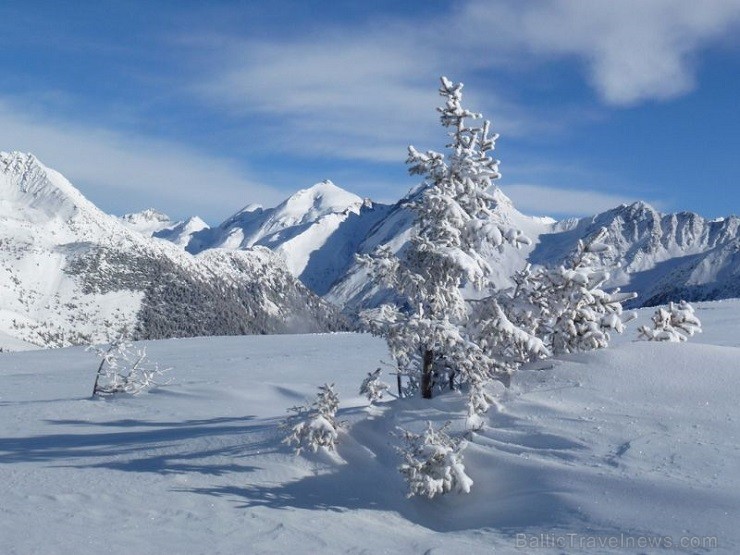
[92,358,107,397]
[421,349,434,399]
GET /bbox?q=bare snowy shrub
[283,383,342,454]
[359,368,390,403]
[90,338,169,397]
[638,300,702,342]
[397,421,473,498]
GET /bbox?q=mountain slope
[0,152,343,348]
[530,201,740,306]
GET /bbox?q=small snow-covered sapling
[283,383,342,454]
[359,368,390,404]
[397,421,473,498]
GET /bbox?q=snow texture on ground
[1,300,738,554]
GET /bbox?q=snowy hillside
[1,300,738,553]
[0,152,343,348]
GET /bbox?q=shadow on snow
[0,415,266,476]
[182,406,585,534]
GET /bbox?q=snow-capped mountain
[186,180,392,295]
[529,201,740,306]
[120,209,209,249]
[175,179,737,313]
[0,152,343,348]
[2,150,736,348]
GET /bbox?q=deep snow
[1,301,738,554]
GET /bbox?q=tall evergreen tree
[360,77,529,417]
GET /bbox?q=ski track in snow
[1,301,739,554]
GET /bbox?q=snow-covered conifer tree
[397,421,473,498]
[546,229,637,353]
[359,77,529,413]
[638,300,702,342]
[283,383,342,454]
[471,297,550,369]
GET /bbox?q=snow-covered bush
[397,421,473,499]
[638,300,702,342]
[359,76,530,414]
[359,368,390,403]
[90,338,169,397]
[283,383,342,454]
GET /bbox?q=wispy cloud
[190,18,559,163]
[504,183,666,217]
[195,32,441,163]
[189,0,740,169]
[0,100,284,222]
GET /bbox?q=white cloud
[504,183,664,217]
[462,0,740,105]
[196,32,443,163]
[0,100,284,222]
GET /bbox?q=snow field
[1,301,739,553]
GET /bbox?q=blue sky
[0,0,739,222]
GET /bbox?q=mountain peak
[276,180,363,226]
[287,179,360,204]
[0,150,101,223]
[119,209,174,235]
[618,200,658,216]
